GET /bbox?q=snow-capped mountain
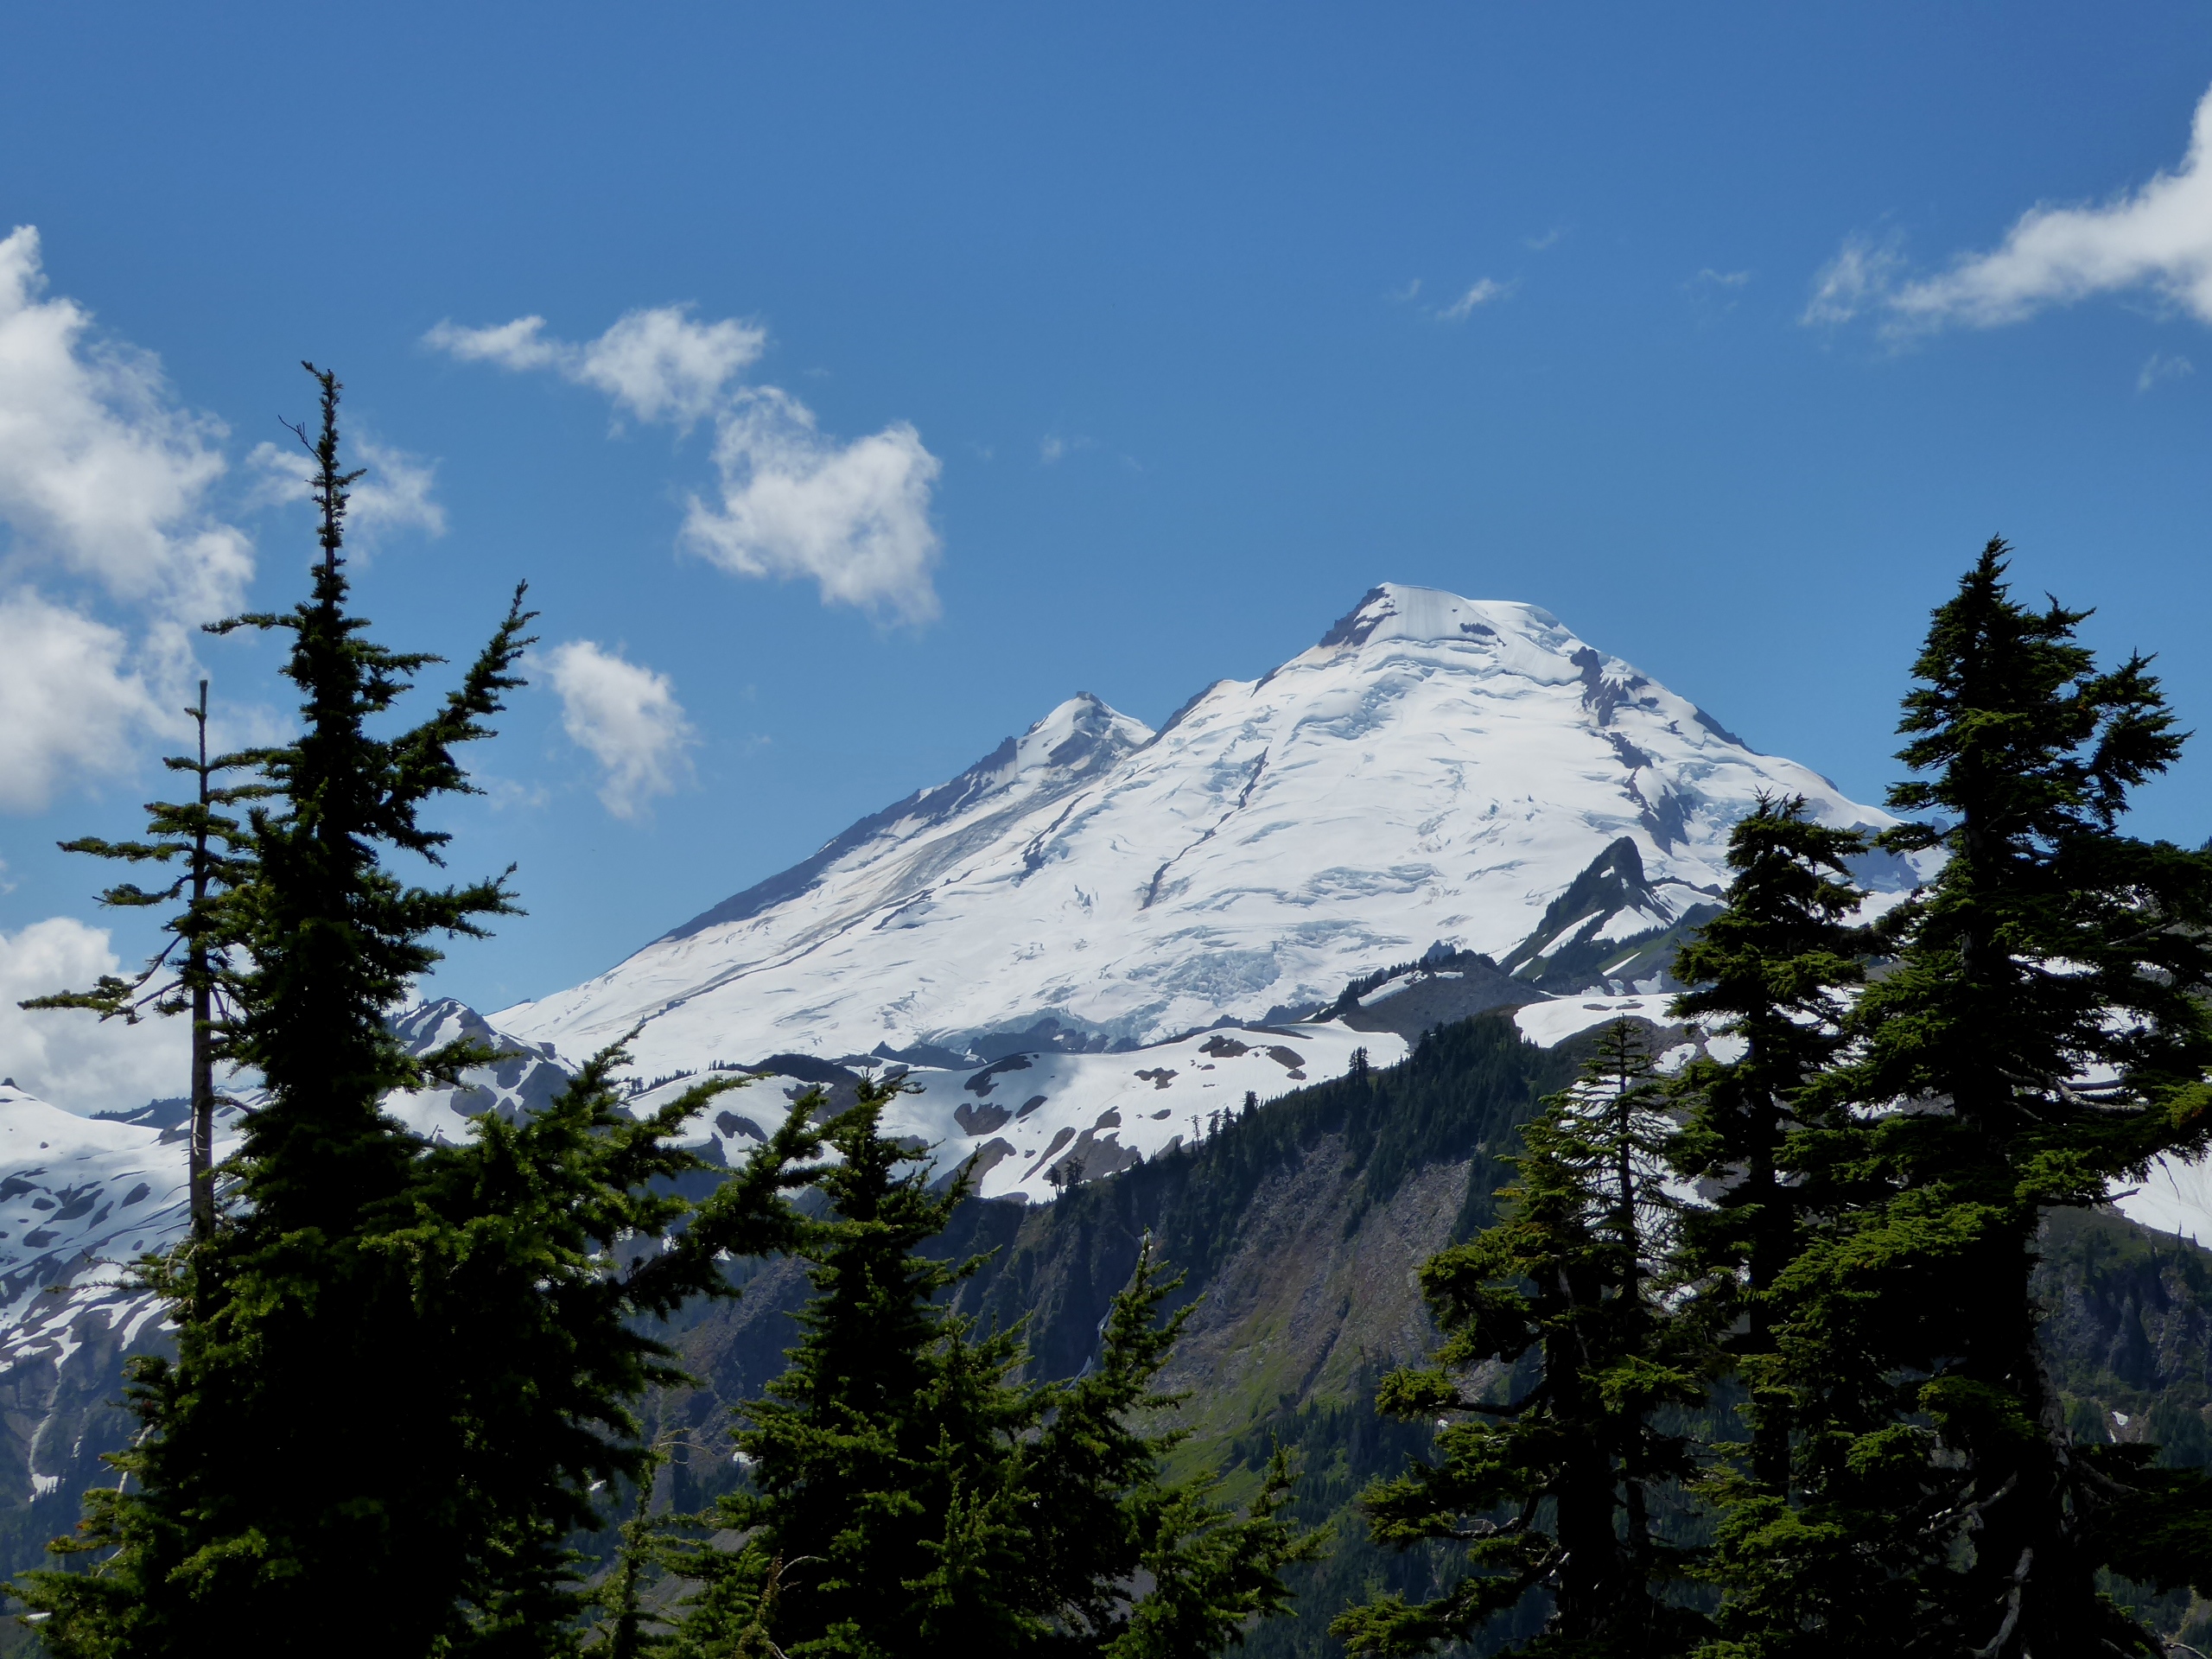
[5,578,2209,1575]
[494,583,1909,1078]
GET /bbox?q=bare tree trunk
[189,963,213,1237]
[188,679,216,1240]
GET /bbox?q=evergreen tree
[1335,1020,1708,1657]
[1801,541,2212,1656]
[21,679,263,1237]
[395,1042,828,1648]
[1668,795,1868,1497]
[14,368,822,1658]
[1662,801,1942,1656]
[664,1079,1312,1658]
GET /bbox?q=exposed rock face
[2035,1207,2212,1457]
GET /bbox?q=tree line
[1338,546,2212,1656]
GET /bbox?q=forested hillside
[632,1013,2212,1655]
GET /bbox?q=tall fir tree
[663,1078,1313,1658]
[1662,801,1944,1655]
[1668,795,1869,1498]
[15,368,823,1658]
[20,680,263,1237]
[1335,1020,1708,1658]
[1804,540,2212,1656]
[388,1041,828,1648]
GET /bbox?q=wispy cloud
[1523,227,1566,252]
[1038,434,1096,466]
[542,639,696,819]
[426,307,765,430]
[1684,267,1755,322]
[245,432,447,546]
[1808,82,2212,335]
[1437,278,1513,321]
[430,303,943,623]
[2139,351,2196,392]
[1802,232,1907,327]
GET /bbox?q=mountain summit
[495,583,1904,1075]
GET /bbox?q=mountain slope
[496,584,1910,1078]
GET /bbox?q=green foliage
[663,1084,1314,1657]
[1667,797,1867,1496]
[1336,1022,1710,1657]
[388,1043,825,1645]
[1654,798,1946,1654]
[2035,1207,2212,1447]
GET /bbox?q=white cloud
[0,590,159,812]
[2138,351,2196,392]
[433,299,943,620]
[0,226,268,810]
[424,315,566,372]
[681,388,943,624]
[1438,278,1512,321]
[577,308,766,428]
[543,639,695,818]
[1811,82,2212,334]
[426,305,766,429]
[246,432,447,545]
[0,916,188,1114]
[0,226,252,624]
[1696,268,1754,289]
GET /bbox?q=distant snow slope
[496,584,1908,1079]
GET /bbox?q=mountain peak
[501,583,1904,1074]
[1011,692,1154,776]
[1318,583,1566,652]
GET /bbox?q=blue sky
[3,3,2212,1105]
